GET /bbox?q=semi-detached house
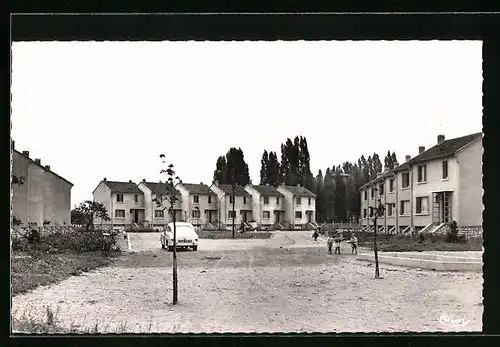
[210,182,253,230]
[175,182,218,230]
[276,184,317,230]
[360,132,483,235]
[244,184,286,230]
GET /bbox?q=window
[296,197,302,205]
[192,209,201,218]
[193,195,199,203]
[387,203,395,216]
[208,196,212,203]
[389,179,394,192]
[369,208,374,217]
[276,197,280,204]
[402,173,410,188]
[400,200,410,215]
[308,197,311,205]
[379,183,384,195]
[228,210,236,218]
[243,197,247,204]
[263,196,269,204]
[363,209,367,218]
[295,211,302,219]
[263,211,270,219]
[229,196,234,203]
[417,165,427,183]
[134,194,138,203]
[364,190,367,200]
[442,160,448,179]
[115,209,125,218]
[155,210,164,218]
[416,196,429,214]
[116,194,124,202]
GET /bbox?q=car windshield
[167,225,194,235]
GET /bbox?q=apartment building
[360,132,483,234]
[210,182,252,230]
[175,182,218,229]
[137,180,183,230]
[92,179,145,230]
[276,184,316,229]
[11,142,73,226]
[244,184,285,229]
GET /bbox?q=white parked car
[160,222,199,251]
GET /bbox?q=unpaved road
[11,231,483,333]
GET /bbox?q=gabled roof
[249,185,284,197]
[216,184,251,196]
[142,182,181,196]
[359,170,396,190]
[179,183,217,196]
[281,185,316,198]
[102,181,143,194]
[13,149,73,186]
[394,132,482,172]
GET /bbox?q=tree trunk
[373,217,380,278]
[172,204,178,304]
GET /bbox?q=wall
[137,183,154,226]
[457,139,483,226]
[276,186,315,226]
[211,185,252,226]
[186,193,217,225]
[384,175,397,228]
[245,186,262,225]
[277,186,294,224]
[92,181,112,224]
[411,157,460,227]
[12,151,72,226]
[360,186,372,227]
[259,194,284,225]
[397,169,412,228]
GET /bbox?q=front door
[307,212,312,223]
[275,211,280,223]
[208,211,213,223]
[134,210,139,223]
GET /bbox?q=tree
[267,151,280,187]
[315,170,325,222]
[72,200,111,231]
[213,156,228,184]
[157,154,182,304]
[225,147,251,186]
[369,198,385,279]
[323,168,335,222]
[259,150,269,185]
[333,166,347,223]
[372,153,383,177]
[384,150,399,170]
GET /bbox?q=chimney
[34,158,41,165]
[129,180,133,183]
[437,134,445,144]
[142,179,146,183]
[200,182,203,185]
[22,150,29,157]
[418,146,425,154]
[296,184,301,187]
[405,155,411,162]
[44,165,51,171]
[103,177,107,181]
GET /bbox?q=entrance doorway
[134,210,139,223]
[432,191,452,224]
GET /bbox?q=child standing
[350,234,358,255]
[333,235,341,254]
[327,235,334,254]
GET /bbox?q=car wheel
[193,246,198,251]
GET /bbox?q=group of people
[313,228,358,255]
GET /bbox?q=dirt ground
[11,231,483,333]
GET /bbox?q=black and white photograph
[10,38,483,333]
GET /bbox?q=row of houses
[359,132,483,235]
[92,179,318,231]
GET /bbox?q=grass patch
[12,306,131,334]
[358,234,483,252]
[197,230,273,239]
[11,250,117,296]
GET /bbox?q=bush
[12,229,120,254]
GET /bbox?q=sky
[11,41,483,208]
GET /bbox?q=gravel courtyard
[11,231,483,333]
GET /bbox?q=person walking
[313,229,319,241]
[333,235,341,254]
[350,233,358,255]
[327,234,334,254]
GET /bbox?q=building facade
[276,184,317,229]
[92,179,145,230]
[175,183,218,229]
[11,143,73,226]
[137,180,183,230]
[244,184,285,229]
[359,132,483,233]
[210,182,253,230]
